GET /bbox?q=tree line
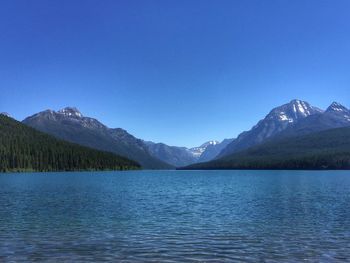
[0,115,140,172]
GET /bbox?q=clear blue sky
[1,0,350,147]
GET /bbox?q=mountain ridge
[12,99,350,169]
[23,107,172,169]
[217,100,346,158]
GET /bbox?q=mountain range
[2,99,350,170]
[182,100,350,169]
[22,107,230,168]
[183,126,350,170]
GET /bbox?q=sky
[1,0,350,147]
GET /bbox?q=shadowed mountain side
[22,108,172,169]
[198,139,234,162]
[144,142,197,167]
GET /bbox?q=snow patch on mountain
[58,107,83,118]
[218,99,324,158]
[189,141,220,158]
[326,102,350,122]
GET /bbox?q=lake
[0,170,349,262]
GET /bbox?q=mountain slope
[182,126,350,170]
[0,114,140,172]
[22,107,171,169]
[145,142,197,167]
[198,139,234,162]
[218,99,323,157]
[188,141,220,158]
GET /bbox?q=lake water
[0,170,349,262]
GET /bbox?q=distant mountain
[145,142,197,167]
[189,141,220,158]
[198,139,234,162]
[181,126,350,170]
[145,140,221,167]
[218,99,323,157]
[22,107,172,169]
[0,114,140,172]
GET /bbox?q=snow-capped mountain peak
[326,102,349,113]
[58,107,83,118]
[267,99,322,124]
[219,99,324,158]
[24,107,107,131]
[326,102,350,122]
[290,99,313,116]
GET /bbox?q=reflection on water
[0,170,349,262]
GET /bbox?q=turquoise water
[0,170,349,262]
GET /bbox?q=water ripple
[0,170,349,262]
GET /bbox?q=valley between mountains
[2,99,350,171]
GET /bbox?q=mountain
[145,140,220,167]
[278,102,350,137]
[188,141,220,158]
[218,99,323,157]
[145,142,197,167]
[22,107,172,169]
[181,126,350,170]
[198,139,234,162]
[0,114,140,172]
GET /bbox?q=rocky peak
[266,99,322,123]
[57,107,83,118]
[326,102,349,113]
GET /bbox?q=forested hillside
[0,115,140,172]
